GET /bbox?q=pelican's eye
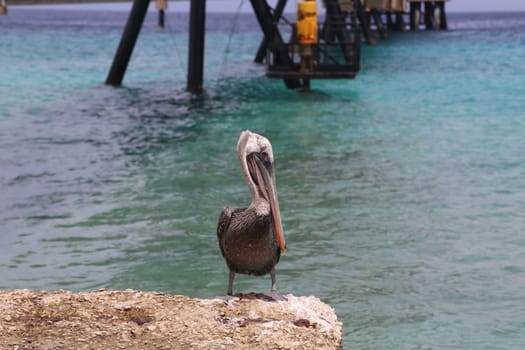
[260,151,271,167]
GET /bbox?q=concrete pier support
[409,1,448,31]
[155,0,167,28]
[158,9,165,28]
[370,10,388,40]
[187,0,206,92]
[106,0,151,86]
[409,1,421,31]
[424,1,434,30]
[436,1,448,30]
[394,12,405,31]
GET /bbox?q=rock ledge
[0,289,342,349]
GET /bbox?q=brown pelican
[217,130,287,300]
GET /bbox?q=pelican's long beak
[256,158,287,254]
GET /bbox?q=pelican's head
[236,130,286,253]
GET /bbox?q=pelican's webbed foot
[255,291,287,302]
[214,294,236,301]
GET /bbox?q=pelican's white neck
[250,198,270,216]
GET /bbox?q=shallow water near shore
[1,8,525,349]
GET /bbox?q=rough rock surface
[0,289,342,349]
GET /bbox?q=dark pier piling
[187,0,206,92]
[105,0,207,93]
[105,0,150,86]
[155,0,167,28]
[408,0,448,31]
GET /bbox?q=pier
[105,0,450,91]
[5,0,450,91]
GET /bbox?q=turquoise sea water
[1,8,525,349]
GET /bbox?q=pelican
[217,130,287,300]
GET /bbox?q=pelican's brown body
[218,206,280,276]
[217,131,286,296]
